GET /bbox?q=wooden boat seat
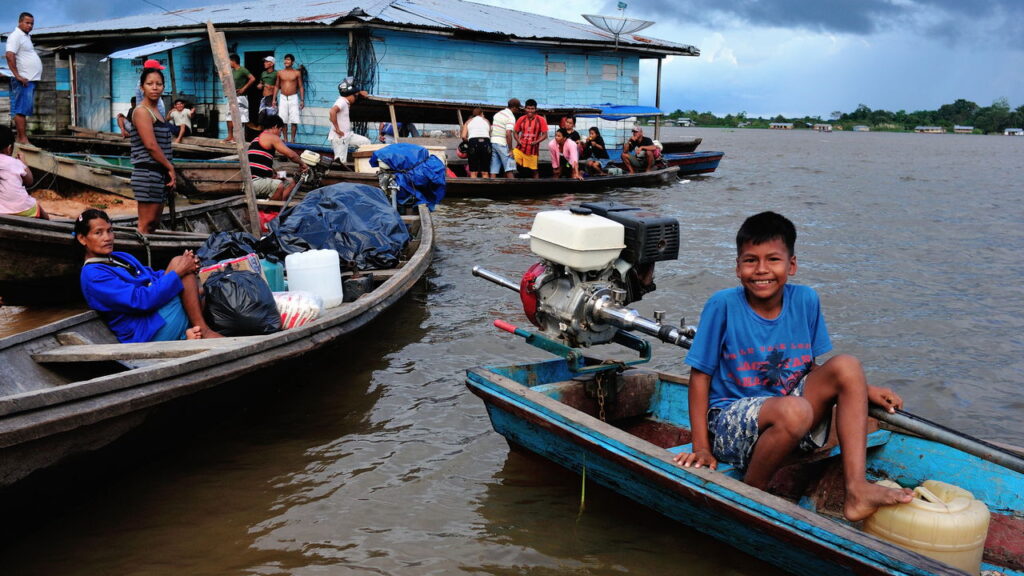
[31,337,254,363]
[666,429,893,478]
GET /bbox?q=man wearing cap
[328,80,371,164]
[621,126,660,174]
[135,59,167,118]
[225,53,255,143]
[256,55,277,125]
[5,12,42,144]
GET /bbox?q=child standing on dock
[675,211,913,521]
[0,125,47,219]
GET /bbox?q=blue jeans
[11,80,36,117]
[490,143,516,174]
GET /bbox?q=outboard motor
[297,149,333,191]
[474,202,695,350]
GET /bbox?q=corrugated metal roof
[33,0,697,56]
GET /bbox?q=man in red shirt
[513,99,548,178]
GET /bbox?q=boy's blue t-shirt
[685,284,833,410]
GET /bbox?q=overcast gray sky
[4,0,1021,118]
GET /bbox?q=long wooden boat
[31,126,238,159]
[665,150,724,176]
[15,143,244,199]
[0,204,433,486]
[0,196,250,305]
[660,137,702,153]
[324,165,682,198]
[466,356,1024,576]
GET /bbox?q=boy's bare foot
[844,481,914,521]
[185,326,203,340]
[201,327,224,339]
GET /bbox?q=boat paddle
[869,406,1024,474]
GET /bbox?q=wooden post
[654,58,662,141]
[167,50,178,102]
[389,103,400,143]
[206,21,261,236]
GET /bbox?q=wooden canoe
[659,137,702,153]
[665,150,724,176]
[0,197,250,305]
[29,127,239,159]
[323,165,683,198]
[466,357,1024,576]
[0,205,433,486]
[15,143,245,199]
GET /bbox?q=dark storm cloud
[619,0,1024,47]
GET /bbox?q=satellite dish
[582,13,654,49]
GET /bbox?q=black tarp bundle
[369,143,446,210]
[196,231,262,267]
[266,183,411,271]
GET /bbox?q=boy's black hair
[524,99,537,108]
[736,211,797,256]
[229,53,240,64]
[284,53,295,61]
[0,125,13,151]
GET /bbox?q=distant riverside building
[852,125,870,132]
[770,122,794,129]
[915,126,944,134]
[1005,128,1024,136]
[2,0,698,142]
[953,125,974,134]
[812,123,832,132]
[677,117,694,127]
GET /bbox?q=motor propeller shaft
[473,266,696,349]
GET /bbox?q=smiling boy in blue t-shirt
[675,211,913,521]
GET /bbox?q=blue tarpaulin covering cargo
[267,183,411,271]
[370,143,446,210]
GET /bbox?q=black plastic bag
[197,231,262,267]
[203,270,281,336]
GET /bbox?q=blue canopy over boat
[576,104,664,120]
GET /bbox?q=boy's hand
[868,385,903,413]
[673,448,717,470]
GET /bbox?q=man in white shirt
[489,98,520,178]
[5,13,43,144]
[328,78,371,164]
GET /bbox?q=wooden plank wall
[25,54,71,134]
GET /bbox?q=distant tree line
[661,98,1023,133]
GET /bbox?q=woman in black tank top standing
[130,67,175,235]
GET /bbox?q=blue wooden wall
[107,29,641,145]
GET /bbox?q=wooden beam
[654,58,662,141]
[206,21,261,236]
[32,337,249,363]
[389,103,400,143]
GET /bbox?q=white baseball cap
[264,56,276,64]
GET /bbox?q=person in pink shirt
[0,125,47,219]
[550,128,582,180]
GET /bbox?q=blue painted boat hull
[466,358,1023,576]
[664,151,724,175]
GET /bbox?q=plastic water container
[260,258,285,292]
[864,480,990,573]
[285,249,344,308]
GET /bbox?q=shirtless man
[274,54,304,142]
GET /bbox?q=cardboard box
[199,253,265,285]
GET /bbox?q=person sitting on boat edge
[0,125,48,219]
[674,211,914,522]
[581,126,609,175]
[247,113,309,201]
[168,99,194,144]
[621,126,660,174]
[550,128,582,180]
[547,116,582,162]
[75,209,222,342]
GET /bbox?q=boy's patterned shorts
[707,375,830,471]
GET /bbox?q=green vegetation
[657,98,1024,133]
